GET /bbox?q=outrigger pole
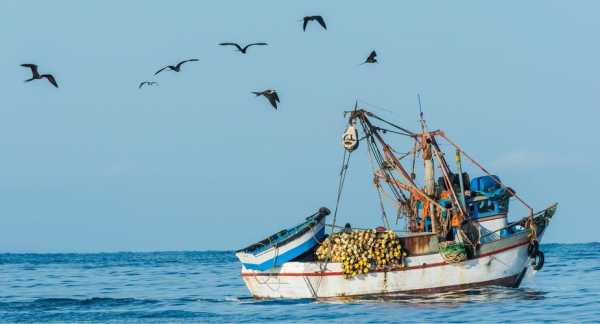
[437,132,534,217]
[347,110,447,214]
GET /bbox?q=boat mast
[417,97,437,233]
[419,96,436,198]
[416,96,469,235]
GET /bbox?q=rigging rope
[357,99,397,115]
[364,129,392,229]
[318,148,353,273]
[331,149,352,233]
[376,186,392,229]
[359,117,409,206]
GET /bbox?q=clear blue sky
[1,1,598,252]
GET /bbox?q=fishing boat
[236,105,557,299]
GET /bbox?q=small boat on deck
[236,106,557,299]
[235,208,329,271]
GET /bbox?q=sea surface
[0,243,598,323]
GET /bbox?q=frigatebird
[219,42,268,54]
[154,59,199,75]
[20,64,58,88]
[361,51,378,64]
[139,81,158,89]
[302,15,327,31]
[252,89,280,110]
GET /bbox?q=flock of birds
[20,15,379,110]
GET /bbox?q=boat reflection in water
[327,286,548,306]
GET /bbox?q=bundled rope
[438,241,467,263]
[523,217,538,242]
[523,217,541,258]
[315,229,405,278]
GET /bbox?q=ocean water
[0,243,598,323]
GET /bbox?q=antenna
[417,93,426,132]
[344,100,359,119]
[417,93,423,120]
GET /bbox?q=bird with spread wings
[21,64,58,88]
[154,59,199,75]
[302,16,327,31]
[139,81,158,89]
[252,89,280,110]
[361,51,378,65]
[219,42,268,54]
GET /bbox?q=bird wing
[41,74,58,88]
[303,17,309,31]
[154,66,169,75]
[175,58,199,69]
[272,91,280,103]
[220,42,243,52]
[243,43,268,52]
[139,82,147,89]
[21,63,39,77]
[315,16,327,30]
[368,50,377,60]
[266,94,278,110]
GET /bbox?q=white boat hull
[241,232,532,299]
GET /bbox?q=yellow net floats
[315,229,406,278]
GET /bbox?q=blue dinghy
[235,207,329,271]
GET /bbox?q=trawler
[236,105,556,299]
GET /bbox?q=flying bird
[252,89,280,110]
[154,59,199,75]
[20,64,58,88]
[302,15,327,31]
[219,42,268,54]
[139,81,158,89]
[361,51,378,65]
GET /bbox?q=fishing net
[438,241,467,263]
[315,230,406,278]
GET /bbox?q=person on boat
[343,223,353,233]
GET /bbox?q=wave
[140,310,217,319]
[0,309,219,322]
[0,297,159,311]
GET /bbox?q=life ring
[531,251,544,271]
[527,240,539,257]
